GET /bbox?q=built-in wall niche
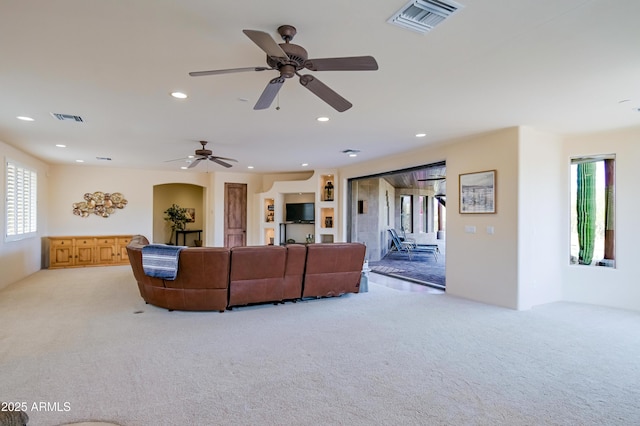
[320,174,335,202]
[320,234,334,243]
[264,227,275,245]
[320,207,334,228]
[264,198,274,223]
[283,192,315,222]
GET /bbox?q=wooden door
[224,183,247,248]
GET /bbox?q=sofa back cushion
[164,247,230,290]
[229,245,287,306]
[303,243,366,297]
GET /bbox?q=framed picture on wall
[459,170,496,214]
[185,208,196,222]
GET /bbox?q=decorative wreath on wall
[72,192,128,218]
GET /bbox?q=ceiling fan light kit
[190,25,378,112]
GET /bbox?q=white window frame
[5,159,38,241]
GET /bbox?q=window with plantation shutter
[6,160,37,240]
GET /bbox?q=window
[400,195,412,233]
[417,196,427,233]
[6,160,37,240]
[570,155,614,267]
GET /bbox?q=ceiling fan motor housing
[267,43,308,78]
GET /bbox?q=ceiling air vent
[388,0,464,34]
[50,112,84,122]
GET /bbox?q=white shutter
[6,160,37,239]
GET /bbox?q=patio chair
[399,226,417,248]
[388,229,414,260]
[390,229,439,262]
[413,244,439,262]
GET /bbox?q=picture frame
[185,208,196,223]
[459,170,496,214]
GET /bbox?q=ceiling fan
[417,176,446,182]
[189,25,379,112]
[166,141,238,169]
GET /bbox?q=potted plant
[164,203,188,244]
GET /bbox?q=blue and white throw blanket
[142,244,187,280]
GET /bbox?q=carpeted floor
[2,266,640,425]
[369,248,445,288]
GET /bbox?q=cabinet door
[116,237,132,264]
[50,245,74,268]
[74,238,95,266]
[96,243,117,264]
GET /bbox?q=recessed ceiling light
[17,116,34,121]
[349,153,358,157]
[317,117,330,122]
[247,166,254,169]
[171,92,187,99]
[180,166,188,170]
[55,144,66,148]
[415,133,427,138]
[301,163,309,167]
[75,159,84,163]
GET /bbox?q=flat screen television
[286,202,315,223]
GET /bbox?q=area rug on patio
[369,249,445,287]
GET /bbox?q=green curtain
[577,162,596,265]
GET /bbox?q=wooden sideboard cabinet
[48,235,133,268]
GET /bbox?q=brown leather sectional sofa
[126,235,366,312]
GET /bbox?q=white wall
[562,126,640,311]
[517,127,564,309]
[0,140,50,290]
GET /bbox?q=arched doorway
[153,183,205,245]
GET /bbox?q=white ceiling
[1,0,639,173]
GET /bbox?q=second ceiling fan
[189,25,378,112]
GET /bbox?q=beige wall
[562,126,640,311]
[46,165,210,238]
[3,125,640,311]
[340,128,520,309]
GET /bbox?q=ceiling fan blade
[417,177,446,181]
[210,157,233,168]
[211,156,238,162]
[189,67,272,77]
[304,56,379,71]
[242,29,289,61]
[188,158,203,169]
[299,74,352,112]
[254,77,285,110]
[164,157,189,163]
